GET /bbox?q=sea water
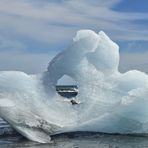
[1,132,148,148]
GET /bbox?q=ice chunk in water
[0,30,148,143]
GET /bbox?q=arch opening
[56,75,78,98]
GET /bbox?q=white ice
[0,30,148,143]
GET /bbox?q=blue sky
[0,0,148,74]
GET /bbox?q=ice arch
[47,30,119,86]
[0,30,148,143]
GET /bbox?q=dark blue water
[0,86,148,148]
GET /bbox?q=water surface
[1,132,148,148]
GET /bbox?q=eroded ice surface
[0,30,148,143]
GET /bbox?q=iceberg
[0,30,148,143]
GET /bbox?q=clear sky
[0,0,148,74]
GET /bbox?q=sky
[0,0,148,76]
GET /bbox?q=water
[0,86,148,148]
[56,85,78,98]
[1,131,148,148]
